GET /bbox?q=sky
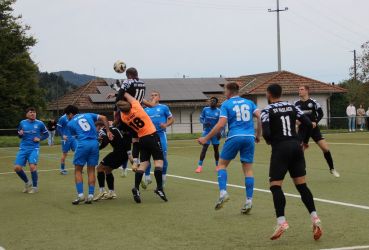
[14,0,369,83]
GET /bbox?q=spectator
[346,103,356,132]
[366,107,369,131]
[47,119,57,146]
[357,104,366,131]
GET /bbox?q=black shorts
[100,151,128,169]
[298,126,324,143]
[269,140,306,182]
[139,133,163,162]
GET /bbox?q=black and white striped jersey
[111,79,146,104]
[98,126,125,152]
[294,98,323,123]
[261,101,311,145]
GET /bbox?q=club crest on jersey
[34,125,38,129]
[308,103,313,108]
[157,108,160,112]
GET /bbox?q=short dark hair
[267,84,282,98]
[300,85,310,91]
[64,105,79,115]
[210,96,218,103]
[126,67,139,80]
[26,107,36,113]
[225,82,239,94]
[95,121,105,127]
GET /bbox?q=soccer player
[141,90,174,188]
[195,97,221,173]
[94,121,129,201]
[198,82,261,213]
[14,107,49,194]
[56,114,77,175]
[116,92,168,203]
[261,84,322,241]
[295,85,340,177]
[64,105,112,205]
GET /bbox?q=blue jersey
[67,113,99,141]
[17,119,49,149]
[57,114,72,137]
[145,104,172,133]
[200,107,220,132]
[220,96,258,139]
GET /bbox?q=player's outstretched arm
[198,118,227,145]
[123,92,136,104]
[142,99,156,108]
[161,116,175,129]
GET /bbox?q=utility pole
[56,79,59,118]
[268,0,288,72]
[353,49,357,81]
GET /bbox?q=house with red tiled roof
[48,71,346,133]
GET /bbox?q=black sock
[296,183,316,214]
[323,151,334,170]
[132,141,140,159]
[270,185,286,218]
[106,173,114,191]
[199,144,209,162]
[135,170,144,190]
[97,171,105,189]
[154,167,163,190]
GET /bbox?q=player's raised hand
[197,137,207,145]
[107,131,114,141]
[33,137,40,142]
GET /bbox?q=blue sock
[76,182,83,195]
[245,177,255,200]
[198,160,203,167]
[163,157,168,175]
[88,185,95,196]
[217,169,227,191]
[31,171,38,187]
[145,164,151,176]
[16,169,29,183]
[60,162,65,170]
[215,161,219,166]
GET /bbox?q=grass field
[1,133,369,250]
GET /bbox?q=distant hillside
[53,71,97,86]
[39,72,78,102]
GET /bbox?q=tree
[0,0,45,128]
[38,72,77,103]
[351,41,369,82]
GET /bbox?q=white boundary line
[320,245,369,250]
[1,167,369,211]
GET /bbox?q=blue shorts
[73,140,99,167]
[158,132,168,156]
[15,148,39,167]
[220,136,255,163]
[202,131,220,145]
[61,138,76,153]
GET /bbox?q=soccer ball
[113,60,126,73]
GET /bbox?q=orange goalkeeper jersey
[120,100,156,138]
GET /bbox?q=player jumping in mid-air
[261,84,322,241]
[93,121,130,201]
[295,85,340,177]
[198,82,261,213]
[117,92,167,203]
[14,107,49,194]
[195,97,221,173]
[141,90,174,189]
[64,105,112,205]
[56,114,77,175]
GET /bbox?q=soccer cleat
[140,178,152,190]
[270,222,289,240]
[108,191,117,199]
[23,182,32,193]
[154,189,168,202]
[120,168,128,178]
[85,196,93,204]
[93,191,108,201]
[72,196,85,205]
[330,169,340,178]
[214,193,230,210]
[132,188,141,203]
[312,217,323,240]
[241,202,252,214]
[27,187,38,194]
[60,169,68,175]
[195,166,203,173]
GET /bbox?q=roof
[227,71,347,95]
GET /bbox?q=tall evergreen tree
[0,0,45,128]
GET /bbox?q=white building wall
[256,94,330,125]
